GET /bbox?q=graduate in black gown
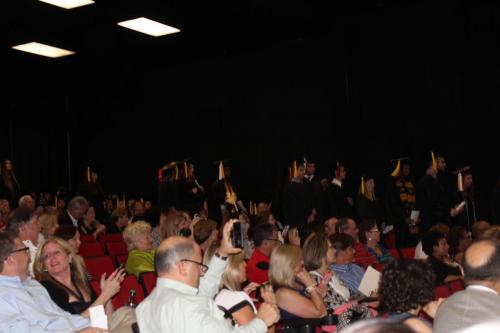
[158,161,180,212]
[208,160,238,225]
[354,173,385,225]
[327,161,353,219]
[177,161,206,217]
[303,159,328,224]
[78,166,105,222]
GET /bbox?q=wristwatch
[214,251,228,261]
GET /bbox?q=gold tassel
[87,166,91,182]
[390,160,401,177]
[175,164,179,181]
[360,176,365,195]
[458,172,463,192]
[184,161,189,179]
[292,161,298,178]
[249,201,254,215]
[219,161,225,180]
[431,151,437,171]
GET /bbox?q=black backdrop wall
[2,1,499,219]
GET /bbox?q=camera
[231,221,245,249]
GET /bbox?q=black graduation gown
[158,180,178,211]
[354,194,385,224]
[415,174,450,231]
[282,180,313,233]
[327,183,353,219]
[304,175,328,223]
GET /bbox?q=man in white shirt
[434,240,500,333]
[137,220,280,333]
[6,207,41,276]
[0,232,103,333]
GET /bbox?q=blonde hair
[123,221,151,251]
[33,237,90,295]
[38,214,58,239]
[222,251,246,291]
[160,212,189,240]
[269,244,303,289]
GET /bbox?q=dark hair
[6,207,35,236]
[0,232,16,272]
[303,233,329,271]
[193,219,217,244]
[358,219,378,244]
[155,240,195,273]
[54,225,78,241]
[379,259,435,313]
[447,226,468,258]
[330,233,355,252]
[253,223,276,247]
[463,240,500,283]
[422,231,446,257]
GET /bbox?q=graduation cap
[389,156,410,177]
[157,161,179,183]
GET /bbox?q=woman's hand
[295,271,315,288]
[99,268,125,299]
[243,282,260,295]
[260,284,277,305]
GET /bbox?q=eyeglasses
[181,259,209,274]
[10,247,29,255]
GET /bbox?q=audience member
[422,231,462,284]
[54,224,82,254]
[136,220,280,332]
[60,196,89,227]
[247,223,280,284]
[123,221,155,278]
[330,234,365,294]
[434,240,500,333]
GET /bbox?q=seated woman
[54,225,82,254]
[379,259,443,333]
[303,233,351,310]
[358,219,393,265]
[78,205,106,239]
[269,244,327,320]
[34,237,125,318]
[124,221,155,278]
[422,231,462,284]
[105,207,130,234]
[211,251,266,327]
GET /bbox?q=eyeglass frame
[10,247,30,255]
[180,259,209,274]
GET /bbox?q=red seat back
[80,234,96,243]
[79,242,105,258]
[384,230,396,249]
[84,256,115,280]
[116,254,128,267]
[111,275,145,309]
[99,233,124,244]
[106,242,128,256]
[140,271,157,295]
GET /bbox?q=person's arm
[276,287,326,319]
[199,220,241,298]
[232,305,257,326]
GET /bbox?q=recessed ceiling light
[117,17,180,37]
[38,0,95,9]
[12,42,75,58]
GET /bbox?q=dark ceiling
[3,1,397,76]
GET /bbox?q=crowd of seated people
[1,155,500,333]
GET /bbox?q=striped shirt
[330,263,365,294]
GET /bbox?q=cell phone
[117,262,125,270]
[232,222,245,249]
[178,227,192,238]
[255,285,264,302]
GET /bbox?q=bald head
[463,240,500,284]
[155,236,198,274]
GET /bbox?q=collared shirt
[332,178,342,188]
[66,210,78,227]
[136,256,267,333]
[466,285,498,295]
[22,239,37,277]
[0,275,89,333]
[330,263,365,294]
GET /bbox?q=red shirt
[246,249,270,284]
